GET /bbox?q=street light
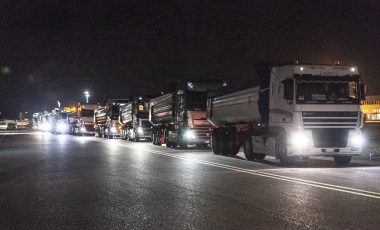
[84,91,90,103]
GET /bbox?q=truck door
[271,78,294,123]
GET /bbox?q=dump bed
[94,107,107,125]
[120,102,133,124]
[149,93,174,125]
[208,85,262,125]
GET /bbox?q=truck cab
[120,96,153,141]
[268,65,364,164]
[95,99,129,138]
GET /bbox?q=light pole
[84,91,90,103]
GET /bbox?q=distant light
[187,81,194,89]
[84,91,90,96]
[139,97,143,100]
[350,67,356,72]
[300,67,304,71]
[1,66,11,75]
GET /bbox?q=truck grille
[191,127,212,140]
[85,124,95,131]
[310,128,349,148]
[302,111,358,128]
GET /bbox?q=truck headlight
[290,131,310,148]
[137,127,144,134]
[110,127,117,133]
[57,123,68,132]
[43,123,51,131]
[185,130,196,139]
[349,134,364,147]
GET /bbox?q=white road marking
[122,143,380,200]
[76,137,380,200]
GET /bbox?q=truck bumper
[287,145,362,157]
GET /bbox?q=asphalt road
[0,132,379,229]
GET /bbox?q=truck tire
[232,145,240,155]
[219,129,231,156]
[244,136,257,160]
[334,156,352,166]
[276,139,294,165]
[179,141,187,149]
[211,129,221,155]
[256,153,266,160]
[164,129,171,147]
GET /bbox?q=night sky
[0,0,379,118]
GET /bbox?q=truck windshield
[110,106,120,120]
[141,120,152,128]
[81,110,94,117]
[60,113,68,119]
[296,79,359,104]
[185,91,207,110]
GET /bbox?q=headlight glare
[350,134,364,147]
[185,130,196,139]
[137,127,143,134]
[290,131,310,148]
[57,123,67,132]
[110,127,117,133]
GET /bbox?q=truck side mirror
[282,79,294,101]
[360,84,366,100]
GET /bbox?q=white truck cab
[268,65,364,164]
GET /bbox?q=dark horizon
[0,0,379,118]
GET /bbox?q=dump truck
[119,95,154,141]
[149,79,225,148]
[207,65,365,165]
[94,99,129,138]
[50,109,70,134]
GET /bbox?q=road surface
[0,132,379,229]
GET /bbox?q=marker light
[300,67,304,71]
[185,130,196,139]
[350,67,356,72]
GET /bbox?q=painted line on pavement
[115,142,380,200]
[85,138,380,200]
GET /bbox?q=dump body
[208,86,262,126]
[149,93,174,125]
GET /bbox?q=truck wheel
[219,130,232,156]
[211,129,221,155]
[276,140,294,165]
[244,136,257,160]
[121,130,126,140]
[334,156,352,166]
[231,144,240,155]
[179,141,187,149]
[256,154,266,160]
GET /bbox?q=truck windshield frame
[185,91,207,110]
[295,75,360,104]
